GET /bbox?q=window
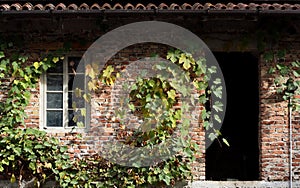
[40,55,89,130]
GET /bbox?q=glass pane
[47,75,63,91]
[68,110,85,127]
[47,93,63,108]
[68,57,84,74]
[68,74,85,91]
[47,111,63,127]
[47,61,63,73]
[68,92,85,108]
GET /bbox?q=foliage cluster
[0,39,225,187]
[94,49,226,187]
[0,41,82,187]
[266,50,300,110]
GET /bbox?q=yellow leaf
[24,75,30,81]
[83,93,91,102]
[10,174,16,183]
[86,64,96,79]
[52,57,59,63]
[167,89,176,100]
[179,54,186,64]
[44,162,52,169]
[33,62,40,69]
[74,88,82,97]
[103,65,114,77]
[13,80,19,85]
[183,61,191,70]
[88,80,97,91]
[72,101,77,109]
[81,108,86,117]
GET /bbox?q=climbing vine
[0,40,88,187]
[266,50,300,110]
[93,48,227,187]
[0,37,226,187]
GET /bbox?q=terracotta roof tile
[158,3,169,10]
[135,3,146,10]
[124,3,135,10]
[67,4,78,10]
[0,2,300,12]
[10,3,22,11]
[44,3,55,10]
[23,3,33,10]
[0,4,10,11]
[79,3,89,10]
[193,3,204,10]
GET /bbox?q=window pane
[68,57,83,74]
[47,75,63,91]
[68,92,85,108]
[47,93,63,108]
[47,61,63,73]
[68,110,85,127]
[47,111,63,127]
[68,74,85,91]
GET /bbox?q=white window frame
[40,53,90,132]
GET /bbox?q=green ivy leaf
[60,146,68,153]
[214,114,222,123]
[292,61,300,68]
[293,70,300,77]
[263,52,274,62]
[208,66,217,74]
[212,101,223,112]
[2,159,9,165]
[29,162,36,171]
[34,144,44,149]
[44,141,52,147]
[268,67,276,74]
[0,51,4,59]
[12,147,21,156]
[167,50,180,63]
[208,133,217,141]
[213,78,221,85]
[0,165,4,172]
[162,175,171,185]
[212,85,222,99]
[8,155,15,161]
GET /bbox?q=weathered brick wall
[22,43,206,179]
[259,53,300,181]
[3,15,300,181]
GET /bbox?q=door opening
[205,52,259,180]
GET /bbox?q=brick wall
[259,53,300,181]
[22,43,206,179]
[25,47,300,182]
[2,15,300,181]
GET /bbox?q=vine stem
[288,98,293,188]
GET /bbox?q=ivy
[95,48,227,187]
[0,38,227,187]
[267,50,300,111]
[0,41,85,187]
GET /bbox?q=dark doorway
[205,52,259,180]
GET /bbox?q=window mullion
[63,57,69,128]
